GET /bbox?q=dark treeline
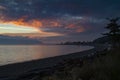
[59,41,93,45]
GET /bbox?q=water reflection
[0,45,93,65]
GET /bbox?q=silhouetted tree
[104,17,120,48]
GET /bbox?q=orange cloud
[0,16,62,29]
[50,21,61,27]
[41,19,61,28]
[76,27,85,32]
[0,17,65,37]
[66,23,84,32]
[9,17,43,28]
[0,16,43,28]
[29,19,43,27]
[67,24,75,28]
[0,15,86,34]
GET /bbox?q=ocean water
[0,45,93,65]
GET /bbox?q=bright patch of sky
[0,23,39,34]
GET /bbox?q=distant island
[0,35,42,45]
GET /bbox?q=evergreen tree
[104,17,120,48]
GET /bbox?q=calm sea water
[0,45,93,65]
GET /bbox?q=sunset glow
[0,0,119,42]
[0,23,39,33]
[0,1,120,79]
[0,23,64,37]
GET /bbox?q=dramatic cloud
[0,0,120,42]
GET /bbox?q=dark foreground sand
[0,47,103,80]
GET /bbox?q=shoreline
[0,47,102,79]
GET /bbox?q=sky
[0,0,120,43]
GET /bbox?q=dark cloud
[0,0,120,42]
[1,0,120,19]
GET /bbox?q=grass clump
[35,48,120,80]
